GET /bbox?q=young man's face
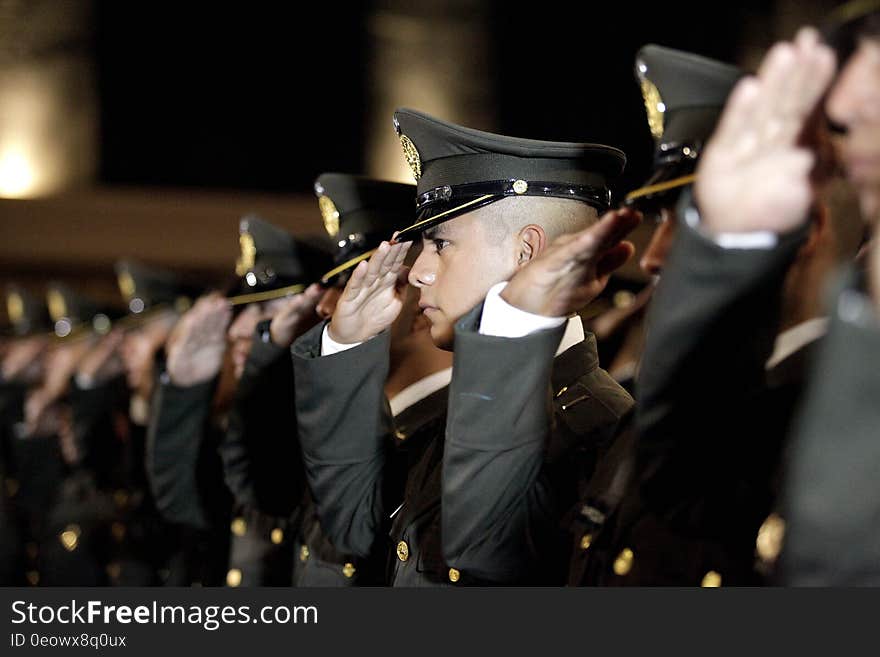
[408,206,518,350]
[826,36,880,220]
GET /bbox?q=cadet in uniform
[293,110,635,585]
[102,262,199,585]
[568,45,761,586]
[0,286,53,585]
[587,27,846,586]
[34,283,120,585]
[148,215,331,586]
[291,173,453,586]
[778,1,880,584]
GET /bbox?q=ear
[516,224,547,268]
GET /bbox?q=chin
[429,324,455,351]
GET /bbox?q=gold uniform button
[396,540,410,562]
[231,517,247,537]
[613,548,634,576]
[111,522,126,543]
[580,534,593,551]
[26,571,39,586]
[299,545,310,562]
[106,563,122,580]
[448,568,460,583]
[5,478,19,497]
[342,563,356,579]
[25,542,38,561]
[756,513,786,564]
[270,528,284,545]
[701,571,722,588]
[226,569,242,587]
[114,489,129,509]
[394,429,407,441]
[59,524,81,552]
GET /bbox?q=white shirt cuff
[713,231,778,250]
[320,324,363,356]
[478,281,567,338]
[683,204,778,250]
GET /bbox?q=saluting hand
[501,207,641,318]
[695,27,836,235]
[76,330,125,387]
[269,283,323,347]
[166,293,232,387]
[327,240,412,345]
[1,336,48,383]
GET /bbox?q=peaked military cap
[313,173,416,285]
[823,0,880,64]
[232,215,332,303]
[115,260,199,317]
[626,45,742,211]
[5,285,52,337]
[45,283,114,338]
[392,108,626,241]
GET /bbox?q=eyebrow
[423,225,450,240]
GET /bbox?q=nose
[408,247,435,288]
[316,287,341,320]
[639,211,676,277]
[826,47,875,129]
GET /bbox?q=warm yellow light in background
[365,4,494,183]
[0,0,97,200]
[0,148,36,198]
[0,68,74,199]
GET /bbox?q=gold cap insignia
[638,73,665,141]
[117,271,136,300]
[399,134,422,181]
[236,232,257,277]
[318,195,340,238]
[7,292,24,325]
[47,289,67,322]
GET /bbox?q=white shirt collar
[765,316,828,370]
[556,315,586,357]
[389,367,452,417]
[388,316,583,416]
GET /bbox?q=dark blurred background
[0,0,831,315]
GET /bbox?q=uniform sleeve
[441,302,565,582]
[219,328,305,517]
[781,279,880,585]
[635,219,806,531]
[291,319,393,557]
[146,374,218,529]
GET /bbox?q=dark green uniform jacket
[293,303,633,586]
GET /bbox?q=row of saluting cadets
[1,2,878,586]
